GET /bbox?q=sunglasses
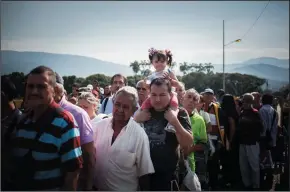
[137,87,146,91]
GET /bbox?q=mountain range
[1,50,289,90]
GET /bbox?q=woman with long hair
[220,94,241,189]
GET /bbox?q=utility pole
[223,20,225,91]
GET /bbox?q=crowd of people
[1,48,289,191]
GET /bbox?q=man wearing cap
[54,72,95,190]
[202,88,226,190]
[87,84,93,91]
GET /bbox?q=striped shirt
[12,101,83,190]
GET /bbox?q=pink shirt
[59,96,94,145]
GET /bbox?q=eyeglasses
[137,87,146,91]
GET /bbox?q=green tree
[182,72,265,96]
[129,60,140,75]
[63,75,77,93]
[127,75,143,87]
[179,62,194,75]
[2,72,26,98]
[193,63,205,73]
[204,63,214,74]
[85,74,111,87]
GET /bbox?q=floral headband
[148,47,173,57]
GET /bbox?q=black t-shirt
[1,108,22,149]
[238,108,263,145]
[143,107,191,174]
[1,108,22,183]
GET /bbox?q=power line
[240,0,271,40]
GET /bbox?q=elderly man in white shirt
[93,86,155,191]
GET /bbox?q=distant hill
[1,50,289,90]
[1,50,132,77]
[228,64,289,91]
[228,64,288,82]
[241,57,289,68]
[211,62,289,91]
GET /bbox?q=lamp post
[222,20,241,92]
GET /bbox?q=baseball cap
[55,72,64,85]
[99,87,104,95]
[87,84,93,90]
[217,89,225,95]
[203,88,214,95]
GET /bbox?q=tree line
[3,61,287,98]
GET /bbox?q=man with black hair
[101,85,112,104]
[259,93,278,190]
[69,83,80,99]
[134,78,193,191]
[100,74,127,114]
[6,66,83,191]
[216,89,225,105]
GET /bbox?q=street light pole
[222,20,241,92]
[223,20,225,91]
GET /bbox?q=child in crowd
[137,48,182,132]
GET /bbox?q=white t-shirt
[146,68,172,84]
[93,117,155,191]
[91,114,108,131]
[197,109,211,124]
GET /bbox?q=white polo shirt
[93,117,155,191]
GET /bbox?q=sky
[1,1,289,65]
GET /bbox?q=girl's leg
[141,96,152,110]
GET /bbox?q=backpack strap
[213,104,225,146]
[102,97,109,112]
